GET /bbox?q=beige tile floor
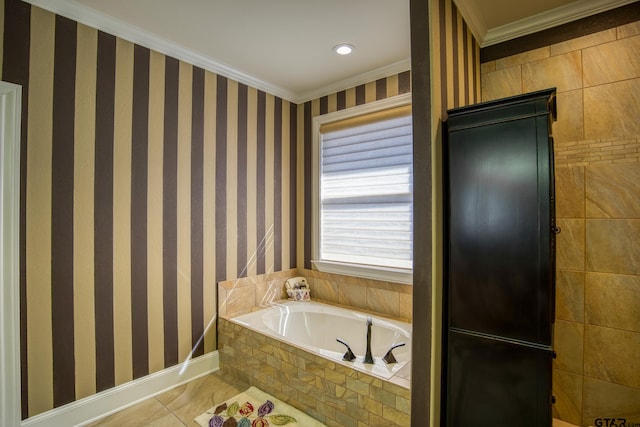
[87,371,580,426]
[554,420,581,427]
[87,372,248,427]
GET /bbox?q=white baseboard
[21,351,219,427]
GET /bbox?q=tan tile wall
[554,163,640,426]
[218,318,411,427]
[218,269,299,317]
[482,20,640,427]
[300,269,413,323]
[218,268,413,322]
[482,21,640,169]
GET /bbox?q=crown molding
[295,59,411,104]
[23,0,411,104]
[482,0,638,47]
[23,0,300,102]
[452,0,488,45]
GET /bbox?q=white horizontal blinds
[320,110,413,269]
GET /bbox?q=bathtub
[229,300,411,381]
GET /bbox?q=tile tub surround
[217,269,413,426]
[299,268,413,323]
[218,269,299,318]
[218,268,413,322]
[228,300,412,382]
[218,317,411,427]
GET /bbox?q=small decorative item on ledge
[285,276,310,301]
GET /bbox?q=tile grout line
[581,164,586,427]
[151,396,187,426]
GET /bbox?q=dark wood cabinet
[442,89,557,427]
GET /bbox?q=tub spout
[364,317,374,364]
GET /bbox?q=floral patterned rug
[194,386,327,427]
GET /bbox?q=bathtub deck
[228,299,413,387]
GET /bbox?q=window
[312,94,413,284]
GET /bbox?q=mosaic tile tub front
[219,318,411,427]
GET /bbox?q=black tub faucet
[364,317,374,364]
[382,343,406,364]
[336,338,356,362]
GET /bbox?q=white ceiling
[26,0,635,103]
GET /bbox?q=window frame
[311,93,413,284]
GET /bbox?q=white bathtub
[229,300,412,381]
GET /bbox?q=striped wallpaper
[431,0,481,119]
[301,71,412,268]
[3,0,297,418]
[420,0,481,425]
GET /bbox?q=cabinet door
[446,331,553,427]
[447,115,552,344]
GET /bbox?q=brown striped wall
[2,0,480,420]
[2,0,298,418]
[427,1,480,424]
[431,0,481,120]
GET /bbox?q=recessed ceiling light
[333,44,354,55]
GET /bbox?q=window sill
[312,260,413,285]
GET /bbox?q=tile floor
[87,372,248,427]
[554,420,581,427]
[87,371,581,426]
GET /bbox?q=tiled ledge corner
[218,268,299,317]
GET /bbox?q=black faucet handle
[382,342,406,364]
[336,338,356,362]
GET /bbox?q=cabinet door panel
[448,118,544,343]
[446,331,553,427]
